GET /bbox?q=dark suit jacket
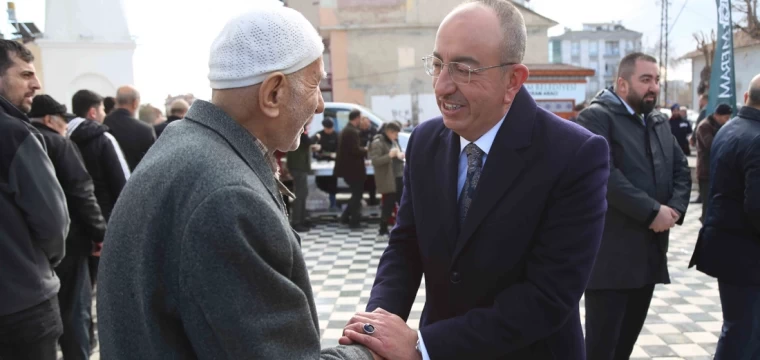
[334,123,366,183]
[104,108,156,171]
[367,87,610,359]
[690,106,760,285]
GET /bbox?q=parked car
[308,102,410,151]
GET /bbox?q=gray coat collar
[184,100,287,210]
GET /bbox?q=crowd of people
[2,0,760,360]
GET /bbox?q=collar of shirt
[612,91,646,124]
[252,138,295,199]
[459,111,508,157]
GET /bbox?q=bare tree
[693,30,716,95]
[734,0,760,40]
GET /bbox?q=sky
[8,0,722,110]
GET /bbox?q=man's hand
[650,205,677,233]
[397,152,405,160]
[339,308,421,360]
[670,208,681,222]
[389,148,399,158]
[92,242,103,257]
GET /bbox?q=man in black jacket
[29,94,107,360]
[335,110,368,228]
[155,99,189,138]
[69,89,130,314]
[577,52,691,360]
[690,74,760,359]
[69,89,130,222]
[104,85,156,171]
[0,39,69,360]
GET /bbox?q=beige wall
[296,0,557,104]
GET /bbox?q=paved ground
[83,200,719,360]
[304,201,721,360]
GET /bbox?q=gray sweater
[97,100,371,360]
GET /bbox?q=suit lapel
[435,127,461,254]
[452,86,536,261]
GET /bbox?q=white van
[308,102,410,151]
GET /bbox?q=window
[589,41,598,56]
[571,41,580,56]
[550,40,562,63]
[589,61,599,76]
[605,63,617,76]
[605,41,620,56]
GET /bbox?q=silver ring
[362,323,376,335]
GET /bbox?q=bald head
[116,85,141,116]
[746,74,760,108]
[448,0,527,64]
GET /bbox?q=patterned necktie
[459,143,484,227]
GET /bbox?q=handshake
[339,308,423,360]
[389,148,405,160]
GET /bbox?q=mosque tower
[29,0,135,107]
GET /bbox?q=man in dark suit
[577,53,691,360]
[335,109,367,229]
[690,73,760,359]
[339,1,610,359]
[104,86,156,171]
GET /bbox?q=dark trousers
[584,285,655,360]
[379,177,404,235]
[699,180,710,223]
[714,281,760,360]
[56,254,93,360]
[291,169,309,225]
[342,179,364,226]
[0,297,63,360]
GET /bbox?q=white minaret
[32,0,135,107]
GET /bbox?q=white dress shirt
[417,111,508,360]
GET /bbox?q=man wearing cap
[669,104,693,156]
[692,103,732,222]
[690,74,760,359]
[29,94,107,360]
[97,6,376,360]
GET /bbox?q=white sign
[524,83,586,104]
[371,94,441,125]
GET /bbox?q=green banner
[706,0,737,116]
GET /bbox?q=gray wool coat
[96,100,371,360]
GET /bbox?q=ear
[87,106,96,120]
[503,64,529,105]
[258,72,287,118]
[616,77,627,94]
[745,91,749,104]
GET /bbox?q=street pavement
[82,199,718,360]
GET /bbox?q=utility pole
[664,0,669,106]
[658,0,670,106]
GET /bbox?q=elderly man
[340,1,610,359]
[104,85,156,171]
[155,99,189,138]
[97,7,375,360]
[690,74,760,359]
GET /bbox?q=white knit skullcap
[208,6,324,90]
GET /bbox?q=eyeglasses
[422,55,516,84]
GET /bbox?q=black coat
[154,115,181,139]
[334,123,367,183]
[104,108,156,171]
[33,124,106,255]
[690,106,760,285]
[68,119,129,221]
[577,89,692,289]
[669,115,693,156]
